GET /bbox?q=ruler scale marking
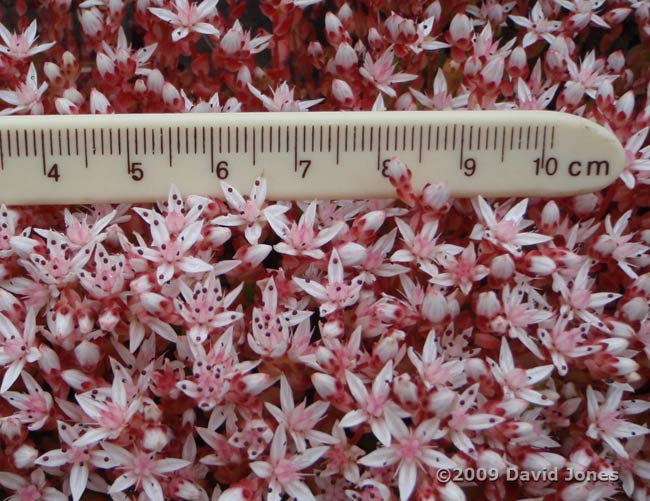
[0,111,624,203]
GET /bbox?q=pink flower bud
[37,345,61,373]
[162,83,181,108]
[236,66,252,89]
[143,427,170,452]
[524,253,557,275]
[332,79,355,106]
[99,308,120,331]
[621,297,649,322]
[311,372,337,398]
[427,387,456,416]
[508,47,528,78]
[422,182,451,212]
[336,242,367,266]
[464,55,482,78]
[422,289,448,323]
[481,57,504,91]
[393,373,418,407]
[0,417,24,443]
[541,200,560,232]
[478,450,507,473]
[570,193,600,217]
[475,291,500,318]
[134,79,147,94]
[614,90,635,123]
[44,62,62,83]
[220,27,242,55]
[449,14,472,50]
[367,27,383,49]
[54,98,78,115]
[308,41,323,58]
[63,88,84,105]
[96,53,115,77]
[334,43,357,71]
[325,13,346,46]
[490,254,515,281]
[14,444,38,469]
[395,92,416,110]
[338,3,354,23]
[147,69,165,94]
[74,340,101,368]
[90,89,112,114]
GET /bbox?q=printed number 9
[463,158,476,177]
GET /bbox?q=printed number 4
[47,163,60,182]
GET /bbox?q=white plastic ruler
[0,111,624,205]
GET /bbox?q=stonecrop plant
[0,0,650,500]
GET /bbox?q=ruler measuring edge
[0,111,625,205]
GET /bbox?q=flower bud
[147,69,165,94]
[143,427,170,452]
[96,53,115,77]
[508,46,528,78]
[395,92,416,110]
[332,79,355,106]
[44,62,62,84]
[540,200,560,232]
[74,340,101,368]
[449,14,472,50]
[490,254,515,281]
[14,445,38,469]
[236,66,252,90]
[621,297,649,322]
[475,291,500,318]
[90,89,112,114]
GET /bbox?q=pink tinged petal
[148,7,178,23]
[154,458,191,473]
[602,433,628,458]
[279,375,295,412]
[156,263,175,284]
[614,422,650,439]
[0,312,20,339]
[36,449,68,467]
[476,196,497,226]
[398,461,418,501]
[250,460,272,478]
[450,431,475,456]
[270,424,288,463]
[513,232,552,245]
[285,480,316,501]
[70,463,88,501]
[313,222,345,247]
[345,371,369,403]
[1,359,25,393]
[109,472,137,494]
[292,446,328,470]
[74,428,110,447]
[178,257,212,274]
[244,224,262,245]
[371,418,392,447]
[373,360,393,399]
[0,472,27,489]
[359,446,399,467]
[465,414,505,430]
[518,388,554,406]
[143,478,164,501]
[293,278,328,301]
[328,250,344,283]
[220,181,245,210]
[589,292,621,308]
[340,410,367,428]
[525,365,554,385]
[421,449,457,469]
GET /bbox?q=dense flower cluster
[1,0,650,500]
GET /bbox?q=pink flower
[149,0,220,41]
[248,82,324,112]
[339,360,406,447]
[509,3,561,46]
[358,413,456,501]
[471,197,552,257]
[293,249,364,317]
[586,384,650,459]
[99,442,190,500]
[359,47,418,97]
[266,201,344,259]
[0,20,55,59]
[0,63,49,115]
[249,424,328,501]
[0,308,41,393]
